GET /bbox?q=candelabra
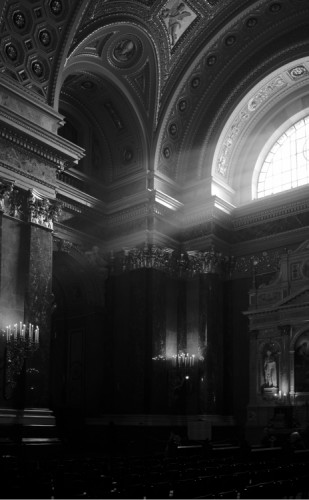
[2,322,39,398]
[152,350,204,373]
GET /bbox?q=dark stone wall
[224,277,251,426]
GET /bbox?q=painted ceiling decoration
[1,0,309,188]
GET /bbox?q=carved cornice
[233,196,309,230]
[0,111,84,168]
[108,243,230,278]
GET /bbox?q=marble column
[23,223,53,408]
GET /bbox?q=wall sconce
[2,322,39,398]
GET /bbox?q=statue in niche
[264,350,277,387]
[295,332,309,392]
[261,344,278,391]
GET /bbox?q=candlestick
[34,326,39,343]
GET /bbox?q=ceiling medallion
[178,99,187,112]
[5,44,18,61]
[288,65,308,80]
[191,77,200,89]
[108,35,142,69]
[169,123,178,137]
[31,60,44,78]
[49,0,63,16]
[39,30,51,47]
[207,55,217,66]
[163,147,171,159]
[246,17,258,28]
[225,35,236,46]
[12,11,26,29]
[269,3,281,12]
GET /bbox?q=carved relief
[28,189,62,229]
[0,140,56,183]
[161,0,196,48]
[111,244,228,277]
[108,35,143,69]
[288,65,309,80]
[216,75,287,176]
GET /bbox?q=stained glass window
[257,116,309,198]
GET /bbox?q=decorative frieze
[109,244,230,278]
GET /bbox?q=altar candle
[19,322,22,336]
[35,326,39,343]
[14,324,17,339]
[6,326,8,342]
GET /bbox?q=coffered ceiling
[1,0,309,186]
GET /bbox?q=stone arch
[211,58,309,207]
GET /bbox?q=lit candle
[6,326,8,342]
[22,324,26,337]
[34,326,39,343]
[14,324,17,339]
[29,323,32,341]
[19,322,22,336]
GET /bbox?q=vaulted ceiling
[1,0,309,234]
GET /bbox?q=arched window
[256,116,309,198]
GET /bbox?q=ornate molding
[0,176,61,229]
[233,197,309,230]
[28,189,62,230]
[109,243,230,278]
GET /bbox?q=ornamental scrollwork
[27,189,62,229]
[111,244,230,278]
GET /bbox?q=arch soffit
[56,21,158,122]
[211,57,309,206]
[58,23,160,170]
[153,0,309,183]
